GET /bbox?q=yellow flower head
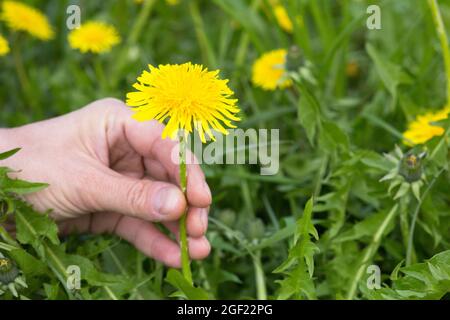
[273,5,293,33]
[252,49,292,91]
[68,21,121,54]
[0,35,10,56]
[126,63,240,143]
[1,1,54,41]
[403,106,450,145]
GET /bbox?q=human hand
[0,98,212,267]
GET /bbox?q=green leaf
[360,151,394,172]
[366,43,411,111]
[165,269,211,300]
[390,260,405,281]
[346,205,399,299]
[411,181,422,202]
[276,264,316,300]
[428,133,449,169]
[394,182,410,199]
[367,250,450,300]
[15,202,60,250]
[44,283,61,300]
[8,248,47,276]
[250,222,296,252]
[319,121,350,152]
[297,84,322,145]
[274,197,319,300]
[0,148,21,160]
[336,209,397,243]
[46,243,127,288]
[0,178,48,195]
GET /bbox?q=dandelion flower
[403,106,450,145]
[126,63,240,143]
[68,21,121,54]
[273,5,293,33]
[1,1,54,41]
[252,49,292,91]
[165,0,180,5]
[0,35,9,56]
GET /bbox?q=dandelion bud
[286,45,303,72]
[217,209,236,227]
[247,218,265,240]
[0,257,19,285]
[399,151,426,183]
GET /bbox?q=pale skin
[0,98,211,267]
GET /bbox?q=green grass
[1,0,450,300]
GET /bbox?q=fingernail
[203,181,212,200]
[154,187,181,215]
[200,208,208,232]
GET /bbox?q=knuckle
[98,97,125,108]
[148,233,161,257]
[86,97,126,114]
[125,180,150,215]
[75,172,104,211]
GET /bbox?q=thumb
[85,170,187,222]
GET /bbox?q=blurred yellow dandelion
[403,106,450,145]
[1,1,54,41]
[273,5,293,33]
[166,0,180,5]
[126,62,240,143]
[252,49,292,91]
[68,21,121,54]
[0,35,10,56]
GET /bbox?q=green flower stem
[12,42,30,94]
[103,286,119,300]
[399,196,411,253]
[11,35,37,112]
[209,216,268,299]
[231,0,261,85]
[93,59,108,93]
[313,155,328,198]
[128,0,156,46]
[111,0,155,87]
[15,210,118,300]
[428,0,450,103]
[14,211,75,298]
[197,261,212,292]
[189,0,217,68]
[346,204,398,300]
[106,247,144,299]
[253,251,267,300]
[406,168,445,266]
[179,135,193,285]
